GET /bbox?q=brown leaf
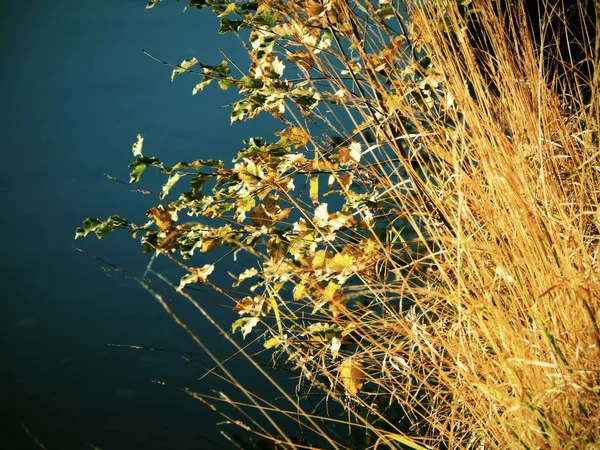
[250,204,273,227]
[147,205,178,231]
[286,51,314,71]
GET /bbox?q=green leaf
[218,79,236,90]
[172,159,224,170]
[232,317,260,338]
[242,77,264,90]
[214,175,238,187]
[212,60,230,75]
[171,57,199,82]
[129,156,162,183]
[252,10,277,26]
[184,0,208,10]
[146,0,162,9]
[317,30,333,51]
[217,2,237,17]
[219,18,244,34]
[292,87,320,112]
[417,55,432,71]
[231,99,252,123]
[75,216,133,239]
[233,267,259,287]
[233,136,290,160]
[160,172,184,199]
[192,78,212,94]
[185,0,232,9]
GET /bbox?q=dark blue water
[0,2,287,448]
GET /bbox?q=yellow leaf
[236,159,264,185]
[200,237,219,253]
[275,126,310,148]
[305,0,325,17]
[235,195,255,222]
[263,336,281,349]
[232,317,259,339]
[218,2,237,17]
[293,283,308,301]
[310,249,331,271]
[309,176,319,205]
[349,141,362,163]
[328,253,355,272]
[324,282,348,318]
[323,281,340,302]
[341,323,356,337]
[327,211,351,231]
[338,358,365,397]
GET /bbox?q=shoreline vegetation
[77,0,599,448]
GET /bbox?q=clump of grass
[79,0,598,448]
[380,2,600,447]
[315,1,599,447]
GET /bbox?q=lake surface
[0,2,287,448]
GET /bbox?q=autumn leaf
[250,204,273,227]
[314,203,330,228]
[235,159,264,185]
[337,141,362,165]
[177,264,214,291]
[338,358,365,397]
[233,295,271,316]
[293,283,308,300]
[286,50,314,71]
[327,253,355,273]
[232,317,260,339]
[147,205,178,231]
[305,249,331,272]
[330,337,341,359]
[263,336,282,349]
[309,176,319,205]
[235,195,256,222]
[233,267,259,287]
[337,172,354,192]
[250,199,290,228]
[217,2,237,17]
[322,282,348,318]
[275,126,310,148]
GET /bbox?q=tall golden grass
[83,0,599,448]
